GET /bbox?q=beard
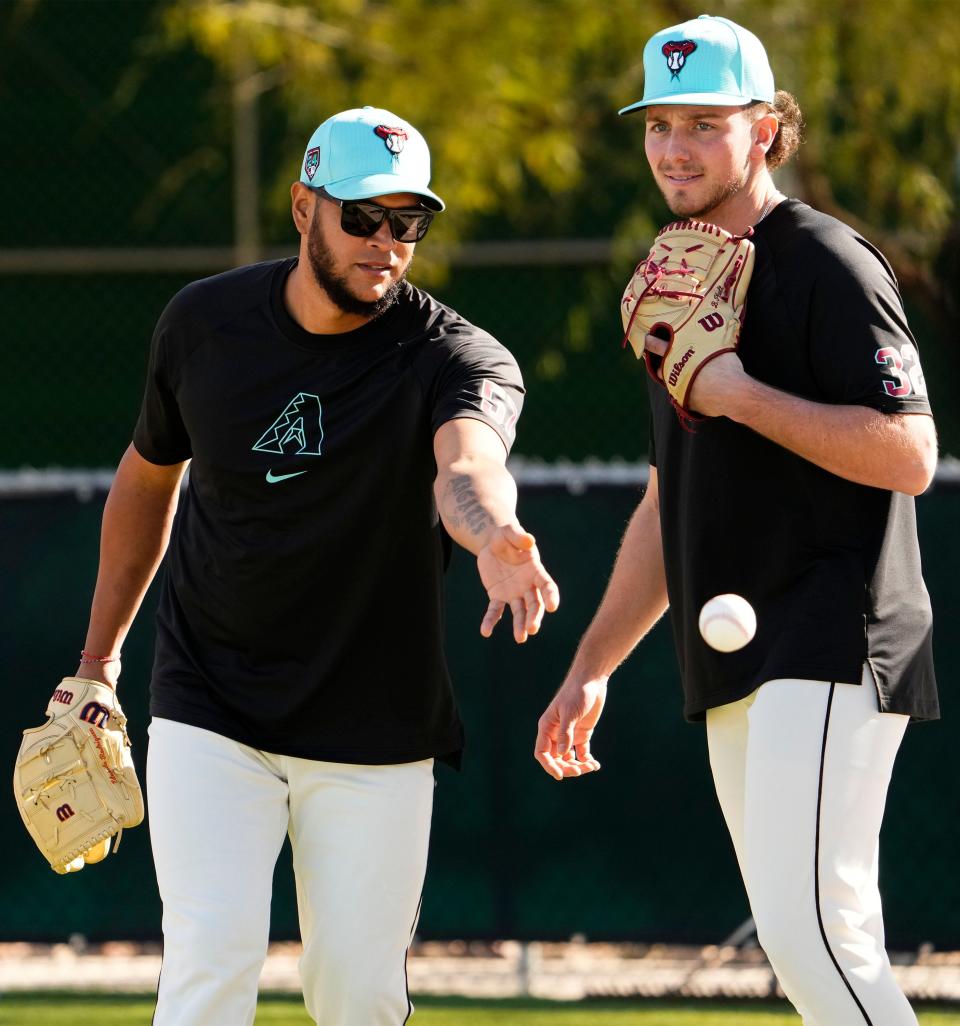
[659,160,750,220]
[306,206,408,319]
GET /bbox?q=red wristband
[79,650,121,664]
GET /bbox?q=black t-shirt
[649,200,937,721]
[133,258,524,766]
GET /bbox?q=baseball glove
[14,678,144,874]
[621,220,755,421]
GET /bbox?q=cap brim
[322,173,445,211]
[618,92,766,115]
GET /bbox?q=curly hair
[748,91,804,170]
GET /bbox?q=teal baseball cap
[619,14,775,115]
[299,106,444,211]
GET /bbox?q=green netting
[3,484,958,947]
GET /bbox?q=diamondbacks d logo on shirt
[253,393,324,456]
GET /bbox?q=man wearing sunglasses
[72,106,558,1025]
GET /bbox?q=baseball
[83,837,111,865]
[699,594,756,652]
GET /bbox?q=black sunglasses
[313,187,436,243]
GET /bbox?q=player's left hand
[644,334,750,418]
[476,523,560,643]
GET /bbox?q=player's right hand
[534,676,607,780]
[476,522,560,644]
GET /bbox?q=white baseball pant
[147,717,434,1026]
[706,667,916,1025]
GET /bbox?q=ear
[291,182,314,235]
[752,112,779,156]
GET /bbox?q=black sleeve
[429,332,525,454]
[806,236,931,415]
[132,311,192,465]
[648,413,657,468]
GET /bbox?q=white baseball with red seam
[698,594,756,652]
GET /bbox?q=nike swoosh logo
[265,469,308,484]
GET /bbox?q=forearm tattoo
[442,475,495,537]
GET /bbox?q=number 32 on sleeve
[875,343,927,398]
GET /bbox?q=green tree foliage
[160,0,959,250]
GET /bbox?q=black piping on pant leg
[151,944,163,1026]
[401,890,425,1025]
[814,681,873,1025]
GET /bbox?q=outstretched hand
[534,676,607,780]
[476,523,560,643]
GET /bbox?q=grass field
[3,995,960,1025]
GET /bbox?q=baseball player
[535,16,937,1025]
[72,106,558,1025]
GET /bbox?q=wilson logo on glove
[80,701,110,727]
[668,348,696,386]
[698,313,724,332]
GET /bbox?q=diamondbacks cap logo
[304,147,320,181]
[662,40,697,79]
[375,125,407,155]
